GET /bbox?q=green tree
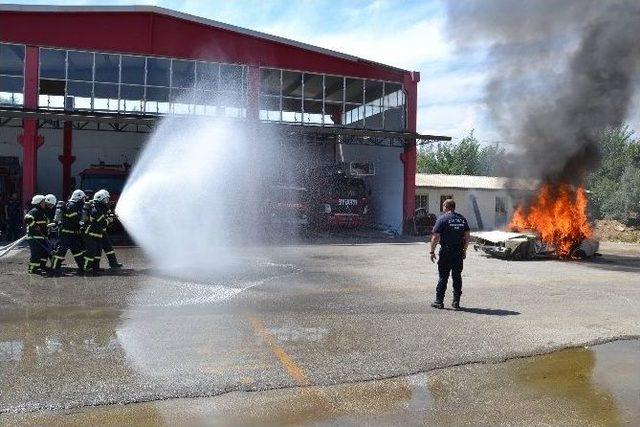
[417,130,507,176]
[587,125,640,222]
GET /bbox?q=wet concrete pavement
[0,239,639,425]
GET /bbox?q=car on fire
[471,230,599,260]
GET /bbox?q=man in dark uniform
[51,190,87,276]
[24,195,50,274]
[5,192,22,241]
[429,199,470,310]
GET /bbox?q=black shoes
[452,300,461,310]
[431,300,444,309]
[109,262,123,269]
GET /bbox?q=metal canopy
[0,108,450,147]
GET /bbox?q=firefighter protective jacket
[85,203,109,239]
[59,200,84,235]
[24,206,48,240]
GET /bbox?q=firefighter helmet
[44,194,57,206]
[31,194,45,205]
[93,189,110,204]
[69,189,86,202]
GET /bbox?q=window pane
[67,81,92,97]
[67,51,93,81]
[94,53,119,83]
[219,64,243,92]
[282,97,302,123]
[195,62,218,90]
[324,76,343,103]
[365,80,383,104]
[383,83,405,131]
[171,60,195,88]
[0,76,23,92]
[146,86,169,102]
[324,102,342,125]
[120,85,144,100]
[40,49,66,79]
[304,99,323,124]
[384,82,402,106]
[260,95,281,121]
[260,68,281,96]
[282,71,302,97]
[0,44,24,76]
[146,57,170,86]
[39,79,65,96]
[121,55,145,84]
[345,78,364,104]
[303,73,323,100]
[67,81,92,109]
[94,83,118,99]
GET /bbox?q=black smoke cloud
[445,0,640,185]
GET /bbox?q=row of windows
[0,43,408,131]
[259,68,406,131]
[0,43,25,106]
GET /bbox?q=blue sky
[7,0,496,141]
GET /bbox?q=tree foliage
[587,125,640,222]
[417,130,507,176]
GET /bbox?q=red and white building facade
[0,5,447,232]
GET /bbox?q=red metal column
[246,66,260,121]
[58,121,76,200]
[18,45,43,204]
[402,71,419,233]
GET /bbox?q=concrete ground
[0,238,639,425]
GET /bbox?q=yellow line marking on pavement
[245,312,311,387]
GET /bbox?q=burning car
[472,182,600,260]
[471,230,599,260]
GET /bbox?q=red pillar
[246,66,260,121]
[402,71,419,233]
[18,46,43,204]
[58,121,75,200]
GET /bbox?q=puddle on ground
[3,339,638,426]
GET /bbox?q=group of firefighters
[24,188,122,276]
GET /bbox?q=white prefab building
[415,174,537,230]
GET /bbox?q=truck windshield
[82,175,126,194]
[332,178,366,198]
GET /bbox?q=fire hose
[0,235,28,259]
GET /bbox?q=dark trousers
[83,235,102,271]
[28,238,49,273]
[436,248,464,302]
[52,233,85,271]
[6,221,22,241]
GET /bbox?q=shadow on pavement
[449,307,520,316]
[580,254,640,273]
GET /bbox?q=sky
[4,0,503,142]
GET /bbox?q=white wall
[0,126,146,196]
[342,144,404,233]
[416,186,516,230]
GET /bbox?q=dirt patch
[594,219,640,243]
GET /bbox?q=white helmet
[31,194,45,205]
[69,189,86,202]
[44,194,57,206]
[93,189,110,204]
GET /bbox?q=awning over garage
[0,108,450,147]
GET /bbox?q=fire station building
[0,5,448,233]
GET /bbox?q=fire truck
[79,162,130,240]
[306,162,373,229]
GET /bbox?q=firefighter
[24,195,50,274]
[50,190,87,277]
[83,190,121,275]
[429,199,470,310]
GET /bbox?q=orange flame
[510,183,592,258]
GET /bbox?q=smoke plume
[445,0,640,186]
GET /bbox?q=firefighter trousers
[435,248,464,302]
[52,233,85,272]
[83,235,102,272]
[28,238,49,273]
